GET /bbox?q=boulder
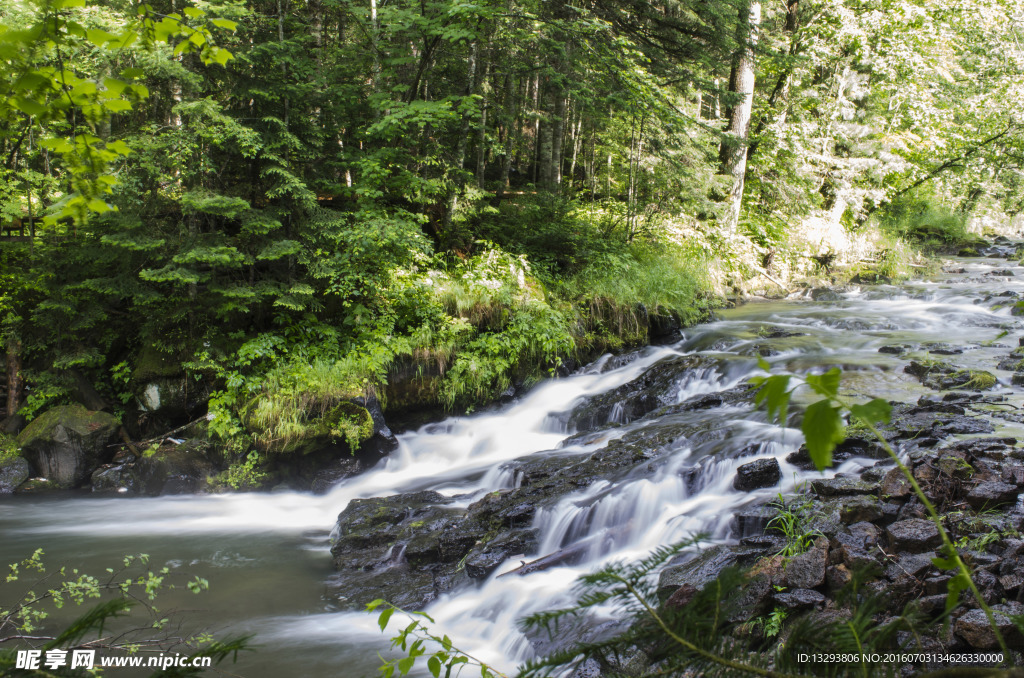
[733,458,781,491]
[91,464,142,495]
[886,519,941,552]
[16,405,119,488]
[773,588,826,610]
[784,537,828,589]
[0,455,30,493]
[966,481,1019,509]
[811,477,877,497]
[657,544,767,600]
[954,602,1024,649]
[136,441,219,495]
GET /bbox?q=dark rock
[879,344,913,355]
[90,464,141,494]
[773,588,826,610]
[922,343,964,355]
[16,405,120,488]
[954,602,1024,649]
[464,529,539,579]
[310,458,363,494]
[885,552,935,581]
[665,583,699,609]
[986,269,1016,277]
[1,414,26,434]
[826,564,853,589]
[354,395,400,462]
[0,455,30,493]
[811,476,878,497]
[14,477,55,493]
[136,441,219,495]
[657,544,767,600]
[810,288,843,302]
[560,355,731,432]
[887,519,942,552]
[733,458,781,491]
[966,481,1020,509]
[840,496,882,524]
[880,468,913,498]
[733,505,777,538]
[784,537,828,589]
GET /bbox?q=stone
[826,564,853,589]
[733,458,781,491]
[966,481,1020,509]
[954,602,1024,649]
[811,476,878,497]
[773,588,826,610]
[885,552,936,581]
[840,496,882,524]
[16,405,120,488]
[887,519,942,552]
[0,455,30,493]
[136,441,219,495]
[880,468,912,498]
[90,464,141,494]
[784,537,828,589]
[657,544,767,600]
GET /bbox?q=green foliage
[0,433,18,463]
[221,450,267,490]
[765,490,822,560]
[368,600,506,678]
[1,549,247,675]
[877,191,974,254]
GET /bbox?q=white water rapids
[5,254,1024,676]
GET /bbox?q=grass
[0,433,18,463]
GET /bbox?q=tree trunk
[550,94,566,189]
[475,53,491,189]
[443,40,478,234]
[6,338,22,419]
[718,0,761,233]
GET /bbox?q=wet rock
[826,564,853,589]
[878,344,913,355]
[14,477,55,493]
[0,455,30,493]
[905,362,998,391]
[880,468,913,498]
[657,544,767,600]
[733,458,781,491]
[811,476,878,497]
[966,481,1020,509]
[784,537,828,589]
[886,519,941,552]
[136,441,219,495]
[310,457,362,494]
[922,343,964,355]
[733,505,777,538]
[986,269,1016,277]
[810,288,843,302]
[354,395,400,462]
[561,355,730,432]
[840,496,882,524]
[885,552,935,581]
[954,602,1024,649]
[464,529,539,579]
[90,464,141,494]
[773,588,826,610]
[665,583,699,609]
[17,405,120,489]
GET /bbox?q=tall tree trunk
[550,94,566,189]
[277,0,289,129]
[443,41,478,235]
[475,52,491,189]
[537,85,554,188]
[746,0,799,165]
[718,0,761,233]
[6,338,22,419]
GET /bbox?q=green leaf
[86,28,116,46]
[105,99,133,113]
[802,399,845,471]
[120,67,145,79]
[106,140,132,155]
[427,656,441,678]
[13,97,46,117]
[366,599,385,612]
[804,367,841,399]
[182,6,206,18]
[754,374,791,426]
[945,571,970,615]
[378,607,393,631]
[103,78,128,96]
[398,657,415,675]
[849,398,892,426]
[210,18,238,31]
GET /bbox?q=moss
[956,370,997,391]
[247,400,374,455]
[17,404,118,446]
[1011,302,1024,317]
[0,433,18,463]
[132,346,183,382]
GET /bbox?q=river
[3,251,1024,676]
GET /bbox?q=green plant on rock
[765,489,822,561]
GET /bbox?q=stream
[4,251,1024,676]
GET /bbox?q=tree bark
[6,338,22,419]
[718,0,761,233]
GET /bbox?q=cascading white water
[4,254,1024,677]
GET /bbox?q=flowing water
[4,253,1024,676]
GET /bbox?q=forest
[2,0,1024,675]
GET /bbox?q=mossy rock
[16,405,120,488]
[1011,301,1024,317]
[132,346,183,382]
